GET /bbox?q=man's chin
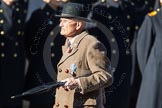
[60,32,64,35]
[60,32,68,37]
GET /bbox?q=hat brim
[55,14,92,22]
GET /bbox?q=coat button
[13,53,18,58]
[65,69,69,73]
[0,9,4,13]
[50,31,54,35]
[51,53,55,58]
[58,68,62,72]
[24,9,27,14]
[1,42,4,47]
[64,105,68,108]
[16,8,20,12]
[50,42,54,47]
[0,19,4,24]
[0,31,5,35]
[1,53,5,58]
[56,103,59,107]
[17,31,21,35]
[17,19,21,24]
[15,42,19,46]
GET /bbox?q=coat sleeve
[136,15,155,74]
[78,41,113,94]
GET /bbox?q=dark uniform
[154,0,161,9]
[0,0,28,108]
[87,0,156,108]
[24,4,64,108]
[135,7,162,108]
[130,0,157,107]
[87,1,134,108]
[131,0,155,31]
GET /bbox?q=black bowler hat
[55,2,92,22]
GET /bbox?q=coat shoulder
[148,8,161,17]
[83,34,99,43]
[148,10,157,17]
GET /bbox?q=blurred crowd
[0,0,162,108]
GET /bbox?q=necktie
[67,39,72,53]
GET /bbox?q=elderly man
[53,2,113,108]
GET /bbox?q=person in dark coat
[130,0,160,107]
[135,1,162,107]
[0,0,28,108]
[86,0,157,108]
[87,0,134,108]
[24,0,69,108]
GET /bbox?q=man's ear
[76,21,83,30]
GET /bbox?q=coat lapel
[58,31,88,66]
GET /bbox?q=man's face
[113,0,120,2]
[43,0,69,4]
[3,0,15,5]
[59,18,77,37]
[160,0,162,5]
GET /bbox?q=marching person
[135,0,162,108]
[24,0,68,108]
[53,2,113,108]
[0,0,28,108]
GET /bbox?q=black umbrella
[11,81,66,99]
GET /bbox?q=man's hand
[61,77,79,90]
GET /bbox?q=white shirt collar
[68,34,80,45]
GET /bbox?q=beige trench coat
[53,31,113,108]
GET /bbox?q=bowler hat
[55,2,92,22]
